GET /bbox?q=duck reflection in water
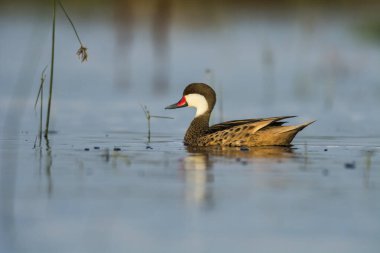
[180,148,214,210]
[180,145,295,210]
[185,145,295,162]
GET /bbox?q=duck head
[165,83,216,117]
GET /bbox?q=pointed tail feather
[278,120,316,134]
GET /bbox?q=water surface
[1,2,380,252]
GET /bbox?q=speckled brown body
[184,114,313,147]
[166,83,314,147]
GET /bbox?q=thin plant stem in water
[44,0,88,140]
[140,105,173,144]
[218,83,224,123]
[45,0,56,139]
[34,65,48,148]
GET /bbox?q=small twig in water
[140,104,173,143]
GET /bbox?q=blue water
[1,3,380,253]
[1,132,380,253]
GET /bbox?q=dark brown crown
[183,83,216,112]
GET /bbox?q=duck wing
[207,116,296,134]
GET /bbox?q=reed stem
[37,66,47,147]
[45,0,56,139]
[58,0,83,46]
[33,67,47,148]
[39,77,44,147]
[140,105,151,143]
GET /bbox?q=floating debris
[94,146,100,150]
[344,161,356,169]
[84,148,90,151]
[324,148,328,152]
[113,147,121,151]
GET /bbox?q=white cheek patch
[185,94,209,117]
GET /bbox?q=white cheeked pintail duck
[165,83,314,147]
